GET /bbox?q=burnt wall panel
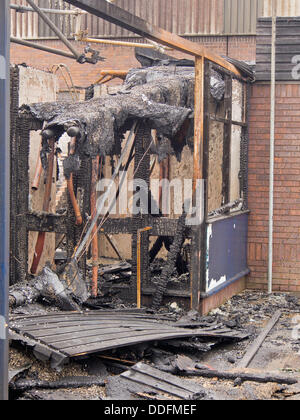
[206,212,249,294]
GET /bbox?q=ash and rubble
[8,288,300,401]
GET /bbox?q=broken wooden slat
[186,365,298,386]
[238,310,282,368]
[121,362,205,399]
[122,370,192,399]
[98,262,131,276]
[131,362,201,394]
[21,324,173,339]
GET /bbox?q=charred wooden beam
[63,0,241,76]
[11,376,105,392]
[184,366,298,386]
[26,212,67,234]
[222,74,233,205]
[152,212,187,310]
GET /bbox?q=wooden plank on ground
[238,310,282,368]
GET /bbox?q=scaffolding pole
[0,0,10,402]
[10,3,87,14]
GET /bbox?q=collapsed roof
[20,50,253,168]
[21,65,194,159]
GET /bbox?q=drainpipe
[0,0,10,401]
[268,0,277,294]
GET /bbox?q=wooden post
[191,57,205,311]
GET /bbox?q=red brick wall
[247,83,300,292]
[10,36,256,88]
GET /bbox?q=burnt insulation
[20,66,195,160]
[19,61,234,177]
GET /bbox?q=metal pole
[0,0,10,401]
[79,37,166,50]
[25,0,81,60]
[11,37,77,60]
[10,3,87,14]
[268,0,277,294]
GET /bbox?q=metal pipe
[11,37,77,60]
[10,4,87,14]
[67,175,83,226]
[91,156,100,297]
[80,37,167,50]
[0,0,10,401]
[30,139,55,275]
[25,0,80,60]
[66,137,83,226]
[95,70,128,85]
[268,0,277,295]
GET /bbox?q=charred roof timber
[63,0,243,76]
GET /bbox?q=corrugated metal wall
[10,0,77,38]
[222,0,300,34]
[37,0,75,38]
[11,0,225,38]
[11,0,39,38]
[10,0,300,39]
[82,0,224,38]
[261,0,300,17]
[224,0,264,34]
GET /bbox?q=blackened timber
[11,376,105,392]
[238,310,282,369]
[222,74,233,205]
[209,115,247,128]
[152,212,187,309]
[10,66,20,286]
[241,83,250,210]
[185,366,298,386]
[26,213,67,234]
[99,217,192,237]
[15,118,30,284]
[131,125,151,304]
